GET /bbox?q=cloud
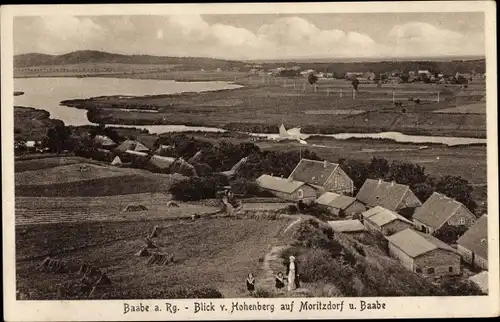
[14,15,484,59]
[386,22,484,57]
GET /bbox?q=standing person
[246,273,255,293]
[275,272,285,290]
[286,256,299,292]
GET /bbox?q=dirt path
[257,217,312,297]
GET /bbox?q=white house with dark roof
[316,191,366,216]
[412,192,476,234]
[386,228,461,277]
[457,215,488,270]
[256,174,318,202]
[288,159,354,195]
[361,206,414,236]
[355,179,422,215]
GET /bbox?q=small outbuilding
[361,206,414,236]
[315,192,366,216]
[327,219,366,236]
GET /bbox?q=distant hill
[14,50,246,69]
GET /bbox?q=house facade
[413,192,477,234]
[457,215,488,270]
[289,159,354,195]
[387,229,461,277]
[256,174,317,202]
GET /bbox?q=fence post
[437,91,440,103]
[303,83,306,92]
[293,80,296,89]
[327,89,329,96]
[340,88,343,98]
[353,89,356,99]
[314,84,317,93]
[392,90,395,103]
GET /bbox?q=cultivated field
[16,217,295,299]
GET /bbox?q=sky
[13,13,485,60]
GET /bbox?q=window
[427,267,435,274]
[459,217,465,225]
[297,189,304,199]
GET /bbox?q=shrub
[170,176,228,201]
[230,178,274,198]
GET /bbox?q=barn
[386,228,461,277]
[256,174,318,202]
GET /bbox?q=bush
[251,288,275,298]
[170,176,228,201]
[230,178,274,198]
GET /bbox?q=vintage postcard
[2,2,499,321]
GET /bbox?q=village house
[256,174,317,202]
[457,215,488,270]
[386,228,461,277]
[327,219,366,236]
[147,155,176,173]
[412,192,477,234]
[355,179,422,216]
[315,192,366,217]
[288,159,354,195]
[361,206,414,236]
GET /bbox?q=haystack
[115,139,137,154]
[134,141,150,152]
[166,201,179,208]
[135,247,151,257]
[122,204,148,212]
[111,156,122,166]
[149,225,159,238]
[95,273,112,286]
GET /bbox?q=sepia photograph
[2,2,498,321]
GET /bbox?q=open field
[16,217,294,299]
[15,157,182,197]
[15,163,127,186]
[62,81,486,138]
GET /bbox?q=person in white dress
[287,256,296,292]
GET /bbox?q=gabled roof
[316,192,356,210]
[288,159,341,187]
[115,139,137,153]
[387,228,458,258]
[136,134,158,150]
[134,141,150,152]
[148,155,176,170]
[256,174,306,194]
[361,206,413,227]
[328,220,366,233]
[413,192,472,230]
[93,135,116,147]
[125,149,148,157]
[457,215,488,260]
[355,179,421,211]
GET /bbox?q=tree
[433,223,469,244]
[435,175,476,212]
[412,182,435,203]
[352,78,360,91]
[386,161,427,186]
[308,73,318,85]
[43,124,72,154]
[368,157,390,179]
